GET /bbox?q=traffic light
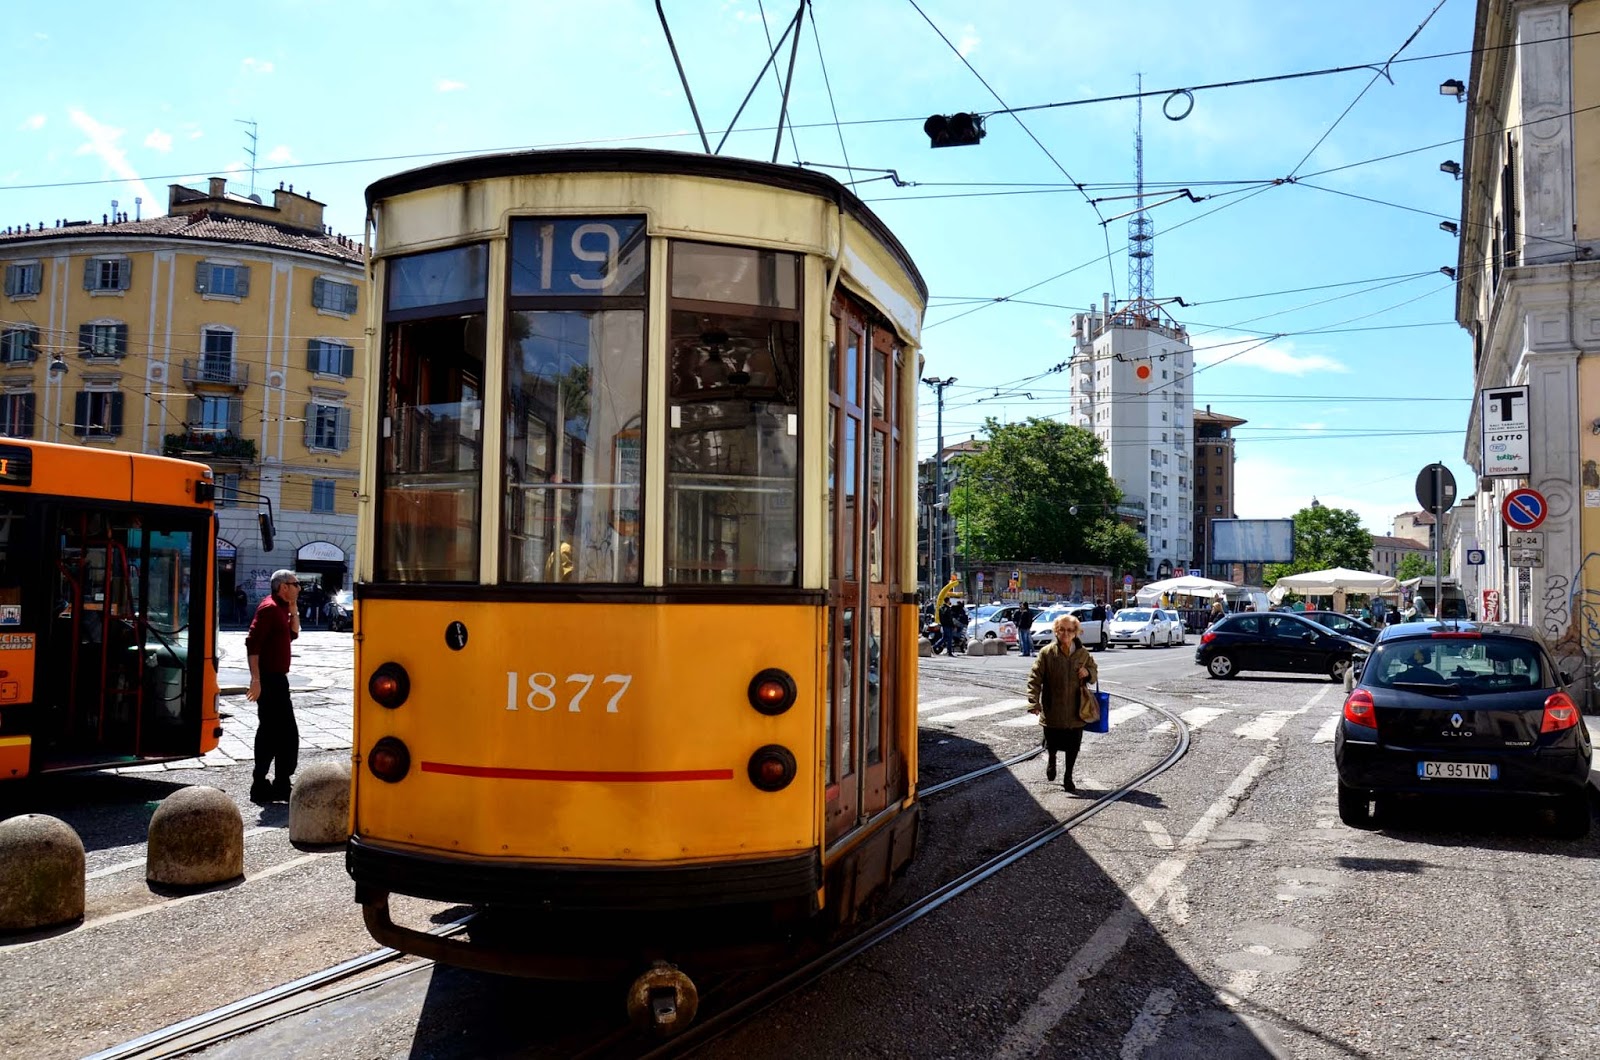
[924,113,986,148]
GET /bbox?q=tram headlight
[367,737,411,783]
[747,745,797,792]
[368,663,410,709]
[747,668,797,715]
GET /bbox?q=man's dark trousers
[254,672,299,784]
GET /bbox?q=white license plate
[1417,761,1498,781]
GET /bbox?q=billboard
[1211,519,1295,563]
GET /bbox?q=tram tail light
[748,668,797,715]
[368,663,411,709]
[747,745,797,792]
[1342,689,1377,729]
[1541,692,1579,733]
[368,737,411,783]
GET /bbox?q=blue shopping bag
[1087,683,1111,734]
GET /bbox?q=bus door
[826,299,904,842]
[0,497,39,777]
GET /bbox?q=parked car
[1106,607,1184,648]
[328,590,354,632]
[1195,611,1367,681]
[1302,611,1381,644]
[969,604,1020,647]
[1031,604,1109,651]
[1334,621,1592,836]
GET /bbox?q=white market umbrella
[1135,574,1240,604]
[1267,567,1398,606]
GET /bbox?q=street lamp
[1439,78,1466,101]
[47,355,68,379]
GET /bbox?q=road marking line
[1119,988,1177,1059]
[992,753,1272,1060]
[926,699,1029,723]
[1231,710,1299,741]
[1141,821,1173,850]
[1109,704,1148,727]
[2,854,321,953]
[998,714,1041,728]
[1312,715,1340,744]
[1149,705,1231,735]
[918,695,978,714]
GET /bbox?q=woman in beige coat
[1026,614,1100,792]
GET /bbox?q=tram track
[85,682,1187,1060]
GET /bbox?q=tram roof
[365,148,927,302]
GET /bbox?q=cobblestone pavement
[109,628,354,775]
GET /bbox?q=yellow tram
[347,150,927,1017]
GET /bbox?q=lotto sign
[1501,488,1547,530]
[1480,386,1531,476]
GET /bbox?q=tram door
[826,297,905,843]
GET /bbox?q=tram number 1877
[505,671,633,714]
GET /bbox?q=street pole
[962,466,970,596]
[1433,462,1443,620]
[923,376,956,585]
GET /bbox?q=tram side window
[377,244,488,583]
[504,217,647,584]
[666,241,801,586]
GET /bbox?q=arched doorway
[295,541,348,626]
[216,538,241,622]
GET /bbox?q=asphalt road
[3,639,1598,1059]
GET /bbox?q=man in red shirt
[246,569,302,804]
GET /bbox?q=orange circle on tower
[1135,364,1151,380]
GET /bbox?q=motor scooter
[924,616,968,655]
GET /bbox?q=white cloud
[223,161,246,174]
[242,57,274,74]
[68,108,152,205]
[1192,333,1348,376]
[956,26,980,57]
[435,78,467,92]
[144,128,173,152]
[20,114,45,131]
[266,144,297,164]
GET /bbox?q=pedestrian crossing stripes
[925,694,1342,745]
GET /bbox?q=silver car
[1031,604,1109,651]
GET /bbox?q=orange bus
[0,438,222,780]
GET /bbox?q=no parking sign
[1501,488,1547,530]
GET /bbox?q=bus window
[665,242,801,586]
[377,243,488,583]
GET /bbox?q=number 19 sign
[1480,385,1531,477]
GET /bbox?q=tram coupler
[626,961,699,1037]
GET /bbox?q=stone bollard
[918,638,934,658]
[983,638,1002,656]
[147,786,243,890]
[289,761,351,849]
[0,814,85,933]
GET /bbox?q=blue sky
[2,0,1481,538]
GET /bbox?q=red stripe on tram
[421,762,735,783]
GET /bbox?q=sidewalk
[111,629,354,775]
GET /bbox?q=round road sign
[1501,488,1547,530]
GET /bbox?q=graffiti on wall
[1570,552,1600,655]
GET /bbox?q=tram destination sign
[1480,385,1531,477]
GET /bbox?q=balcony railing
[162,431,258,463]
[182,357,250,388]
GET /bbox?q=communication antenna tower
[235,119,259,198]
[1127,74,1154,306]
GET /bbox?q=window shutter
[236,266,251,298]
[336,408,351,451]
[228,397,243,437]
[117,257,132,290]
[312,277,328,309]
[185,396,201,432]
[195,261,209,293]
[83,259,97,290]
[3,266,14,297]
[340,343,354,378]
[304,404,316,449]
[19,394,34,438]
[115,324,129,357]
[73,392,90,436]
[342,283,359,314]
[78,323,93,356]
[109,392,125,435]
[306,340,321,373]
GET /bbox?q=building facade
[1069,301,1194,576]
[1390,510,1437,548]
[1369,534,1432,578]
[0,178,365,608]
[1192,406,1246,579]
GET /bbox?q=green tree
[1395,553,1436,581]
[1263,503,1374,585]
[948,417,1140,570]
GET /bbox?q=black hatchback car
[1334,621,1593,836]
[1301,611,1380,644]
[1195,611,1368,681]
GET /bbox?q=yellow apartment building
[0,177,366,613]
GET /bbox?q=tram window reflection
[503,309,644,583]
